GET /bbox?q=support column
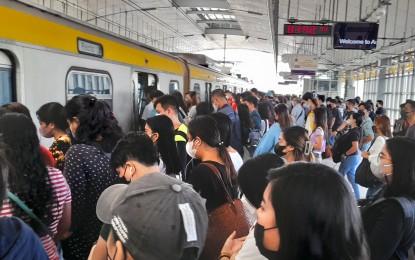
[377,58,388,101]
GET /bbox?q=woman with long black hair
[362,137,415,259]
[187,115,238,210]
[62,94,123,259]
[186,115,239,260]
[145,115,181,176]
[253,104,293,157]
[310,107,328,163]
[0,113,72,260]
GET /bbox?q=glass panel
[169,80,179,94]
[194,83,200,94]
[67,71,112,96]
[0,68,12,105]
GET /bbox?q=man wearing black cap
[89,132,208,260]
[96,171,208,260]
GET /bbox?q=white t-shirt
[229,151,243,172]
[368,136,388,173]
[235,226,267,260]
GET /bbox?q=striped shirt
[0,167,72,260]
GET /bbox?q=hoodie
[0,216,48,259]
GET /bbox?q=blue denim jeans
[328,134,335,147]
[338,154,362,199]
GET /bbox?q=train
[0,0,252,143]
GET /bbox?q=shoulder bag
[198,163,253,260]
[355,138,384,188]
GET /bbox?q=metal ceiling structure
[17,0,273,54]
[15,0,415,72]
[278,0,415,72]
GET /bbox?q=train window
[194,83,200,95]
[66,68,113,107]
[0,51,13,105]
[169,80,180,94]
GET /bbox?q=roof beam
[197,20,238,25]
[186,10,234,15]
[173,0,230,9]
[205,28,244,36]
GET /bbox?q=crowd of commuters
[0,87,414,260]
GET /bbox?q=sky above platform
[199,49,303,95]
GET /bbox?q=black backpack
[331,133,348,163]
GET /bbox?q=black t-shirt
[331,107,343,131]
[188,161,237,212]
[342,127,361,156]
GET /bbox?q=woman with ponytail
[186,115,238,212]
[62,94,123,260]
[274,126,315,163]
[187,116,240,260]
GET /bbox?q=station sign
[77,38,103,57]
[283,24,332,36]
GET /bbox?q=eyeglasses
[377,153,393,167]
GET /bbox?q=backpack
[247,129,261,157]
[261,119,269,136]
[331,133,348,163]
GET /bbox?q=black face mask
[254,223,278,259]
[274,145,287,157]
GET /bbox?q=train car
[0,0,251,144]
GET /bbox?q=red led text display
[283,24,332,36]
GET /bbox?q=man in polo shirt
[211,89,243,156]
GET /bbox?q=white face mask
[372,161,393,181]
[186,140,197,158]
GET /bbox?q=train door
[132,71,158,130]
[194,83,201,101]
[0,50,14,105]
[205,82,212,102]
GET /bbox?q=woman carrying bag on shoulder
[359,115,391,198]
[187,116,251,260]
[361,137,415,260]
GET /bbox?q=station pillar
[376,58,388,101]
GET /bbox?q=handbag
[355,158,382,188]
[199,163,253,260]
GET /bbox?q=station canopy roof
[20,0,415,72]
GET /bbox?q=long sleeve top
[368,136,388,174]
[253,123,282,157]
